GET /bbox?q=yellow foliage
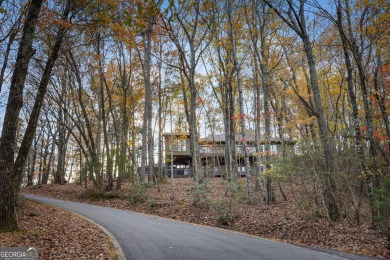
[262,169,273,176]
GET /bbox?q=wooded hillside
[0,0,389,247]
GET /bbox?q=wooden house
[163,130,296,177]
[198,130,296,176]
[163,133,191,177]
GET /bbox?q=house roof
[163,132,190,137]
[199,130,296,144]
[163,130,296,144]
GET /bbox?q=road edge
[23,195,126,260]
[93,202,378,260]
[73,212,126,260]
[23,194,382,260]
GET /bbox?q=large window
[177,139,187,152]
[171,138,187,152]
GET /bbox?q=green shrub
[192,178,211,209]
[212,184,242,226]
[128,184,147,204]
[148,198,159,208]
[79,190,119,202]
[272,141,363,222]
[213,198,234,226]
[374,178,390,237]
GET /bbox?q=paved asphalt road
[25,195,378,260]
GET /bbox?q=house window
[270,144,278,154]
[177,139,187,152]
[172,138,186,152]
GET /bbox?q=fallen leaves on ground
[0,199,111,259]
[23,178,390,258]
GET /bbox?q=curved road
[25,195,377,260]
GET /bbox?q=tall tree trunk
[341,0,380,223]
[95,33,113,191]
[246,1,274,201]
[42,136,56,185]
[336,0,369,206]
[302,33,339,220]
[163,0,212,201]
[55,78,67,185]
[28,128,43,186]
[14,0,72,191]
[260,48,274,204]
[68,49,101,186]
[224,77,237,183]
[189,38,201,195]
[254,56,262,193]
[146,24,154,185]
[264,0,339,219]
[139,19,154,185]
[255,3,275,203]
[244,2,262,192]
[216,21,236,184]
[38,140,44,185]
[130,73,137,184]
[227,0,252,200]
[0,0,43,232]
[157,39,165,185]
[27,139,38,186]
[117,42,129,189]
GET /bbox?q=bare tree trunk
[94,33,114,191]
[225,78,237,183]
[270,84,288,202]
[336,0,368,192]
[163,0,212,202]
[226,0,252,200]
[14,0,72,193]
[0,22,19,93]
[319,0,380,223]
[146,24,155,185]
[189,39,201,194]
[261,50,274,204]
[214,17,236,184]
[303,33,339,220]
[117,42,130,189]
[264,0,339,220]
[246,0,274,201]
[256,2,275,203]
[157,39,165,186]
[243,1,262,193]
[254,56,262,193]
[26,129,43,186]
[0,0,43,232]
[54,76,67,185]
[67,49,101,186]
[42,134,55,185]
[130,75,137,184]
[38,140,44,185]
[344,0,383,224]
[138,18,155,185]
[27,138,38,186]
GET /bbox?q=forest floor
[0,198,111,259]
[22,178,389,258]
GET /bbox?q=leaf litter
[23,178,389,258]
